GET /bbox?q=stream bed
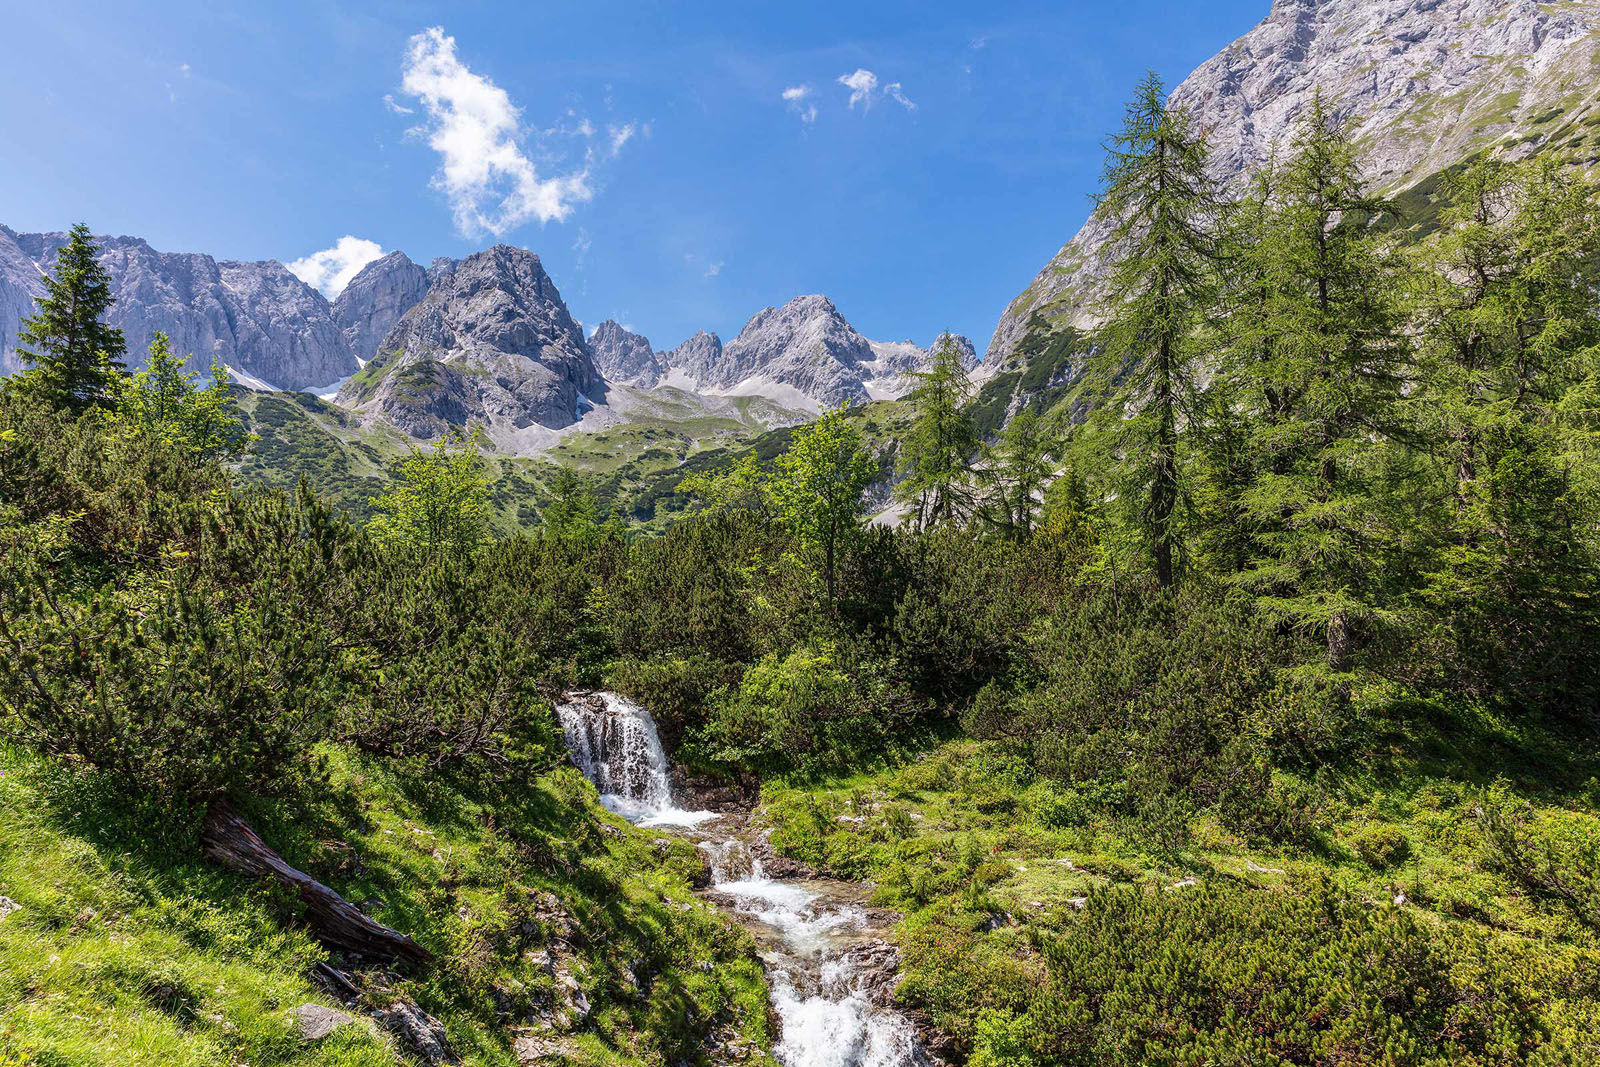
[557,691,927,1067]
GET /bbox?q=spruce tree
[16,223,126,411]
[1081,72,1220,587]
[978,410,1057,539]
[896,335,977,531]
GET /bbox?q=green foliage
[896,335,977,531]
[1350,823,1412,870]
[767,406,875,606]
[119,333,253,462]
[1078,72,1221,588]
[367,429,490,557]
[12,224,126,413]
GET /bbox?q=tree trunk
[201,802,433,964]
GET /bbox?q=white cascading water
[556,691,926,1067]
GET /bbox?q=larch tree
[1081,72,1222,588]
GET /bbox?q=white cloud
[782,84,818,124]
[399,26,592,237]
[885,81,916,110]
[705,260,723,278]
[838,69,878,109]
[383,93,414,114]
[178,63,192,77]
[608,122,636,155]
[288,236,386,298]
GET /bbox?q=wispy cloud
[884,82,916,111]
[382,93,413,115]
[782,84,818,124]
[837,69,878,109]
[705,260,723,278]
[608,122,636,156]
[399,26,594,237]
[288,236,386,298]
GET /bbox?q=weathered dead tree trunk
[201,802,433,965]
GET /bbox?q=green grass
[0,743,775,1067]
[755,712,1600,1057]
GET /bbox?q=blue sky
[0,0,1266,357]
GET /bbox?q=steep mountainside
[332,251,430,365]
[589,320,664,387]
[337,245,602,445]
[0,226,355,390]
[984,0,1600,378]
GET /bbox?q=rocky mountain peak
[338,244,599,444]
[0,226,355,389]
[333,251,429,364]
[590,320,663,387]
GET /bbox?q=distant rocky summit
[333,251,430,365]
[589,320,664,388]
[338,245,602,442]
[604,295,976,411]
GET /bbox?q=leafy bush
[1350,823,1412,870]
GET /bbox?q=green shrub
[1350,823,1412,870]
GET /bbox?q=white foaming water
[557,691,924,1067]
[555,692,718,828]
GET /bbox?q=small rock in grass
[293,1003,357,1041]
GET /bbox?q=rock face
[333,251,430,364]
[657,296,975,409]
[588,320,663,387]
[0,227,44,375]
[0,226,357,389]
[985,0,1600,374]
[339,245,601,441]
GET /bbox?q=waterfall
[555,691,717,828]
[557,691,926,1067]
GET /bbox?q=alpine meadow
[4,2,1600,1066]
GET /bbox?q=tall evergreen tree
[896,335,977,531]
[1410,157,1600,704]
[977,410,1057,539]
[15,224,126,411]
[1081,72,1221,587]
[1221,95,1408,668]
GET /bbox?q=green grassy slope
[0,745,773,1067]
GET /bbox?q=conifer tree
[15,224,126,411]
[977,410,1056,539]
[896,335,977,531]
[1081,72,1221,587]
[1222,95,1408,668]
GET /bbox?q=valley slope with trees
[5,5,1600,1067]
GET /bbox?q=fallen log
[201,802,434,965]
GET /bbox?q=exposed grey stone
[588,319,662,386]
[376,998,456,1065]
[293,1003,357,1041]
[333,251,430,364]
[659,297,974,409]
[0,227,356,389]
[339,245,601,442]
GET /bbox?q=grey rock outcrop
[333,251,430,364]
[588,319,663,386]
[659,296,974,409]
[0,227,357,389]
[339,245,601,441]
[292,1004,358,1041]
[985,0,1600,374]
[658,329,724,384]
[0,227,44,375]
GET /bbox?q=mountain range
[0,227,972,452]
[6,0,1600,459]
